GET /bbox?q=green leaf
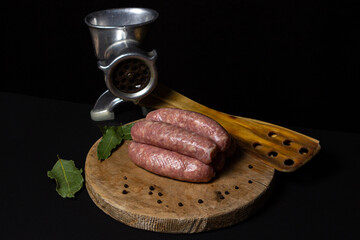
[116,124,124,136]
[97,123,134,160]
[97,126,123,160]
[122,123,134,140]
[47,155,84,198]
[99,125,110,135]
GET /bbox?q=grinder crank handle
[139,84,320,172]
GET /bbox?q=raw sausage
[128,141,215,182]
[146,108,231,152]
[131,119,218,164]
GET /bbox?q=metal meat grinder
[85,8,159,121]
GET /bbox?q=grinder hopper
[85,8,159,121]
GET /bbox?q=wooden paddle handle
[139,84,320,172]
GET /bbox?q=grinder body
[85,8,158,121]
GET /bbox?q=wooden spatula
[139,84,321,172]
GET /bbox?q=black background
[1,1,360,239]
[1,92,359,240]
[2,0,359,133]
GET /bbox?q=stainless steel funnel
[85,8,159,121]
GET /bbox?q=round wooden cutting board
[85,138,275,233]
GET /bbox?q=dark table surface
[1,92,359,240]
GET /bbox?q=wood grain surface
[85,138,275,233]
[139,84,321,172]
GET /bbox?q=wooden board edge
[85,166,275,234]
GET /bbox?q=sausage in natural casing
[128,141,215,182]
[131,119,218,164]
[146,108,230,152]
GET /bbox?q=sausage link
[146,108,230,152]
[131,119,218,164]
[128,141,215,182]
